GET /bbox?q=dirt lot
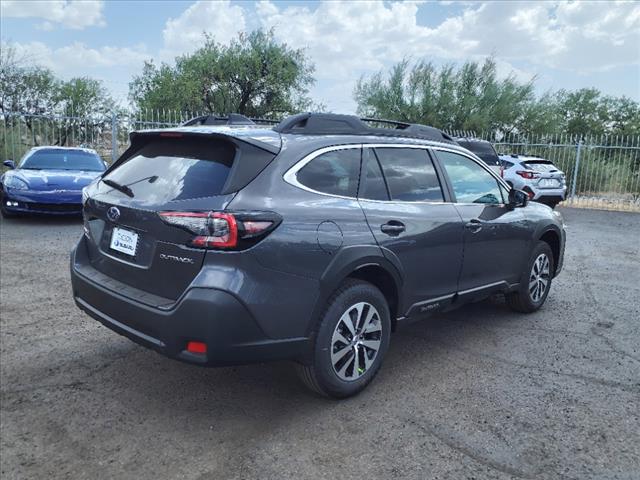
[1,208,639,480]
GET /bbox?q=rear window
[524,160,557,172]
[103,137,235,201]
[296,148,361,197]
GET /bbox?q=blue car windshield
[21,149,105,171]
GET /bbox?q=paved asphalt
[1,207,639,480]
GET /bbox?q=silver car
[499,154,567,209]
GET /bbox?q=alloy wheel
[529,253,550,303]
[330,302,382,381]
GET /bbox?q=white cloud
[10,41,148,77]
[1,0,105,30]
[253,0,640,111]
[4,1,638,111]
[160,0,245,60]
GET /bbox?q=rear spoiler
[102,130,280,182]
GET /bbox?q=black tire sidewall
[312,281,391,398]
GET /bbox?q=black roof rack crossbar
[273,113,455,144]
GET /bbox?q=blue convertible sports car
[1,147,106,217]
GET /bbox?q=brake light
[516,170,540,180]
[159,211,280,250]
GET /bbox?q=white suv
[500,154,567,209]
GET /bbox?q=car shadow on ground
[73,297,519,413]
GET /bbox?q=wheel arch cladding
[539,229,560,275]
[346,265,400,330]
[314,245,403,335]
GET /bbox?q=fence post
[111,111,118,163]
[570,139,582,198]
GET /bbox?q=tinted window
[103,137,234,202]
[458,140,501,166]
[359,149,389,201]
[297,148,361,197]
[501,159,514,168]
[21,149,105,171]
[375,148,443,202]
[437,151,504,204]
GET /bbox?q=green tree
[355,57,535,133]
[355,58,640,138]
[129,30,315,118]
[0,44,60,115]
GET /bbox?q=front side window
[374,148,444,202]
[437,150,504,204]
[296,148,361,197]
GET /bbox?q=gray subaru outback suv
[71,113,565,398]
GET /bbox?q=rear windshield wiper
[102,179,134,198]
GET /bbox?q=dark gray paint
[72,126,566,366]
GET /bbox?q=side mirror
[508,188,528,208]
[3,160,15,169]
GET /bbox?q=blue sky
[2,1,639,112]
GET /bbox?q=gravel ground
[1,207,639,480]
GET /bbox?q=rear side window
[374,148,444,202]
[501,160,514,168]
[296,148,361,197]
[437,150,504,204]
[359,149,389,201]
[104,137,235,201]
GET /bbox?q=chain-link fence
[2,110,639,211]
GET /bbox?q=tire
[507,241,555,313]
[297,279,391,398]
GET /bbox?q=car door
[358,146,464,316]
[433,148,530,299]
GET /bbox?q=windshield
[21,149,105,171]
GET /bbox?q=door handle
[380,221,406,236]
[465,219,483,233]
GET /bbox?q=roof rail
[181,114,280,127]
[273,113,454,143]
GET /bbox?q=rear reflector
[187,341,207,354]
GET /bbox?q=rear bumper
[530,186,567,202]
[70,241,309,366]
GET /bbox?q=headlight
[4,176,29,190]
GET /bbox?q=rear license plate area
[110,227,139,256]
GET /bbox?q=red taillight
[516,170,540,180]
[159,210,279,250]
[187,341,207,354]
[192,212,238,248]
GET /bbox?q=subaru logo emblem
[107,206,120,222]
